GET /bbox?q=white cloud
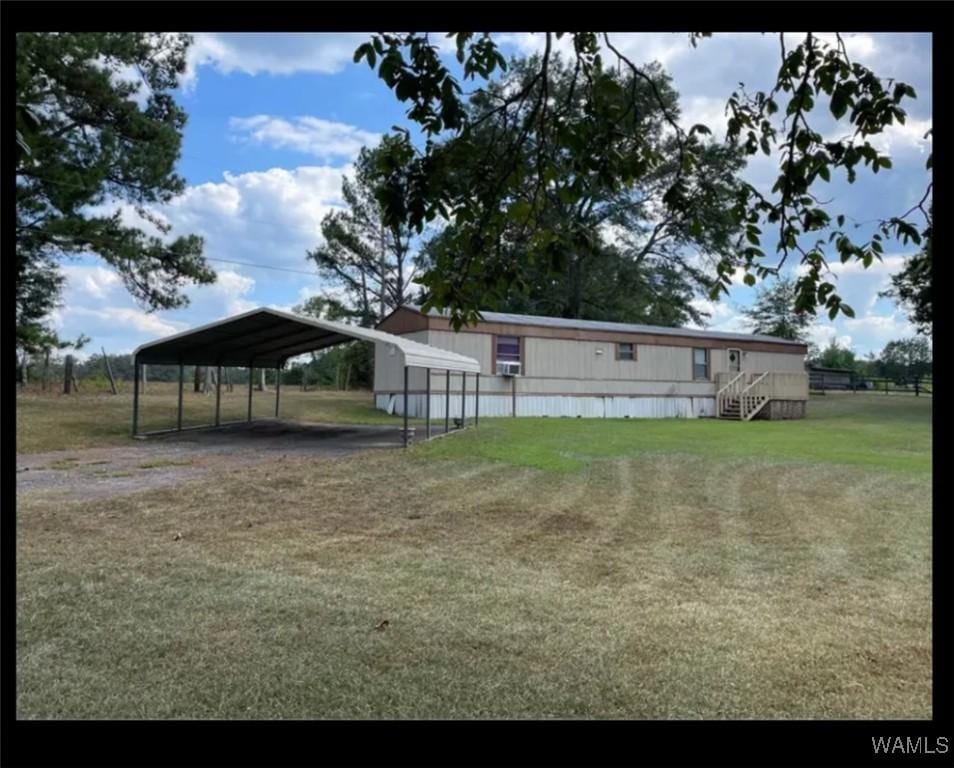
[229,115,380,161]
[687,296,749,333]
[53,164,348,353]
[60,306,186,338]
[806,324,852,351]
[807,33,879,62]
[841,312,915,344]
[679,95,729,136]
[202,269,257,315]
[869,116,933,155]
[162,164,348,268]
[183,33,370,90]
[495,32,693,70]
[795,254,907,279]
[59,265,122,301]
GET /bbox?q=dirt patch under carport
[16,419,448,502]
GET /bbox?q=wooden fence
[810,375,932,396]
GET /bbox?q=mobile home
[374,306,809,421]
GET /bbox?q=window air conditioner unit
[498,361,521,377]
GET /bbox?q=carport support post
[461,372,466,428]
[177,364,184,431]
[275,366,281,418]
[214,365,222,426]
[131,359,140,436]
[425,368,431,439]
[445,370,450,434]
[403,365,409,448]
[247,364,254,422]
[475,373,480,426]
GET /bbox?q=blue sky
[54,32,933,360]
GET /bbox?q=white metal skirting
[376,394,716,419]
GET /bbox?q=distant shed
[809,366,853,390]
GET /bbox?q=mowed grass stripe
[17,394,931,718]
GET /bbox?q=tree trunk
[360,270,371,327]
[257,368,266,391]
[64,355,74,394]
[395,236,405,310]
[102,347,118,394]
[194,366,202,392]
[568,254,583,319]
[204,365,213,394]
[18,352,29,387]
[379,222,387,319]
[42,350,50,392]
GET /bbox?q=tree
[418,55,744,325]
[354,32,932,329]
[813,340,856,370]
[291,296,373,389]
[16,33,214,355]
[741,276,815,341]
[877,337,931,381]
[306,137,420,327]
[880,208,932,335]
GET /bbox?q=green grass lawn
[16,393,932,718]
[423,393,933,474]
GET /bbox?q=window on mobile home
[495,335,521,372]
[693,348,709,380]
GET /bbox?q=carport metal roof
[132,307,481,373]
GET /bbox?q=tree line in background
[810,337,931,382]
[16,345,373,393]
[736,275,931,383]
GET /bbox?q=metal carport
[131,307,482,446]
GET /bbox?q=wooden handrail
[717,372,746,416]
[739,372,768,420]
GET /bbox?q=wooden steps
[717,393,769,421]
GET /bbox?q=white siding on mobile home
[374,307,808,420]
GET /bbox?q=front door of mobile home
[727,348,742,373]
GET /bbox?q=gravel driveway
[16,420,425,502]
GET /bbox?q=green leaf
[840,303,855,318]
[743,273,756,286]
[507,200,532,222]
[353,43,371,64]
[557,186,578,205]
[830,89,848,120]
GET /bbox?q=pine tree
[16,33,214,355]
[742,277,814,342]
